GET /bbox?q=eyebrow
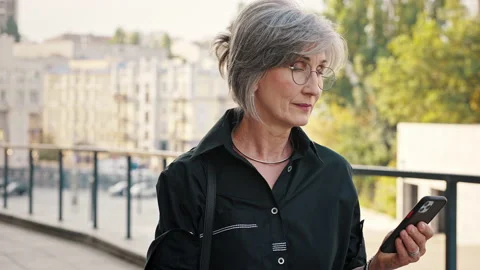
[299,56,328,66]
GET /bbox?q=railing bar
[445,178,457,270]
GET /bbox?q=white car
[130,181,156,198]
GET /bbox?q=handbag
[144,161,216,270]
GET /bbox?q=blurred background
[0,0,479,269]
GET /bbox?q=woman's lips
[293,103,312,111]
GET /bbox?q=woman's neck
[231,115,293,163]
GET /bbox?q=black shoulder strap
[199,161,216,270]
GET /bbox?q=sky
[18,0,326,43]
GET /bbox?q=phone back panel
[380,196,447,253]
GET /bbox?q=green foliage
[112,27,127,44]
[308,0,479,217]
[369,11,480,124]
[161,33,173,58]
[4,16,20,42]
[129,31,141,45]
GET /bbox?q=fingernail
[419,222,425,229]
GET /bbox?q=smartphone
[379,195,447,253]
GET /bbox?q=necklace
[231,139,292,165]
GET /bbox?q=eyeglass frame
[287,62,336,91]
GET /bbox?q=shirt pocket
[209,208,266,267]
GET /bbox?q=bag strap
[199,161,216,270]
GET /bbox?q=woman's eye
[292,61,307,70]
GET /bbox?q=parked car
[0,181,28,196]
[107,168,159,197]
[107,180,129,196]
[130,181,157,198]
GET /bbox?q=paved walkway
[1,188,479,269]
[0,221,141,270]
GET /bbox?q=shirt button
[287,165,292,172]
[278,257,285,265]
[271,207,278,215]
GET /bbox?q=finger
[406,225,427,255]
[395,237,411,265]
[417,222,435,240]
[400,230,420,261]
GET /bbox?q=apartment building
[111,56,168,151]
[42,59,121,149]
[167,55,235,152]
[0,34,43,168]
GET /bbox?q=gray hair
[212,0,348,119]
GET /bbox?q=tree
[161,33,173,58]
[112,27,126,44]
[129,31,141,45]
[369,11,480,124]
[307,0,475,216]
[5,16,20,42]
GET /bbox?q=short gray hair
[212,0,347,119]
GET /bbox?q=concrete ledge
[0,212,146,267]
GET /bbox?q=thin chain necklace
[231,134,293,165]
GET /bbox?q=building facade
[9,32,235,157]
[166,55,235,152]
[43,59,120,148]
[0,34,43,168]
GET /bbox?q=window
[0,90,5,101]
[30,90,38,104]
[145,112,149,123]
[144,131,149,140]
[145,92,150,104]
[16,91,24,106]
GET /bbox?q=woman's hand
[369,222,435,270]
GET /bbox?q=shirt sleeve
[343,201,367,270]
[153,161,202,239]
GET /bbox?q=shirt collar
[191,108,322,162]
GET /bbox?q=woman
[150,0,434,269]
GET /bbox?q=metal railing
[1,144,480,270]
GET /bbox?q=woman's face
[254,52,326,129]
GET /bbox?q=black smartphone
[379,195,447,253]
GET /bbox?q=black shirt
[154,109,367,270]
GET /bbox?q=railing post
[3,148,8,209]
[58,150,64,222]
[445,178,457,270]
[92,151,98,229]
[162,158,167,170]
[29,149,34,215]
[126,155,132,239]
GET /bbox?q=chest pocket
[209,198,268,268]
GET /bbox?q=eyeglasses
[287,61,336,90]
